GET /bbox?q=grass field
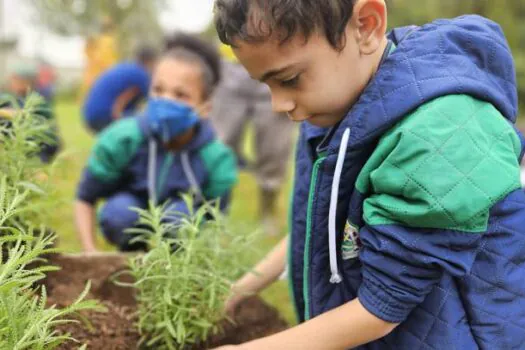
[46,99,297,324]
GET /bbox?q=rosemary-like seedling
[0,95,104,349]
[0,177,105,349]
[0,93,60,228]
[123,196,260,349]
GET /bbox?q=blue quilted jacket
[289,15,525,349]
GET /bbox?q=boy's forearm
[74,200,97,252]
[234,236,288,295]
[242,298,397,350]
[111,86,139,120]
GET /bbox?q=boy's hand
[75,200,98,256]
[34,171,49,183]
[224,288,247,316]
[224,276,259,316]
[82,246,99,255]
[0,108,17,119]
[215,299,398,350]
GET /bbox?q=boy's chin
[306,114,345,128]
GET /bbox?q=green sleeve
[199,140,238,199]
[355,94,522,232]
[87,118,145,182]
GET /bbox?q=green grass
[46,99,297,325]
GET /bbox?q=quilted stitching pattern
[289,15,525,349]
[331,16,517,154]
[357,196,525,350]
[363,94,521,232]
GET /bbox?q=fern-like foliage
[0,95,104,349]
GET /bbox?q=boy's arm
[225,236,287,314]
[74,119,144,251]
[217,298,397,350]
[111,86,140,120]
[74,200,97,253]
[75,168,116,253]
[353,95,522,325]
[199,139,238,205]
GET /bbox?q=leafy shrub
[0,94,103,349]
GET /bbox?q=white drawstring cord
[181,151,204,202]
[148,139,158,206]
[328,127,351,284]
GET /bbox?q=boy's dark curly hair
[164,32,222,99]
[214,0,357,51]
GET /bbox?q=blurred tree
[27,0,168,58]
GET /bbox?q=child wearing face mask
[74,33,237,253]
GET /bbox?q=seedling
[120,196,260,349]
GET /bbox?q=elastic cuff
[358,278,413,323]
[76,191,97,205]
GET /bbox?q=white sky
[1,0,215,68]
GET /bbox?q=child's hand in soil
[223,291,245,317]
[211,345,243,349]
[34,171,49,183]
[82,247,100,255]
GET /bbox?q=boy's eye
[173,90,189,100]
[152,85,163,94]
[280,75,300,88]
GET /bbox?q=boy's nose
[271,93,296,114]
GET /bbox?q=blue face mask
[146,98,199,143]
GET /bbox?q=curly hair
[164,32,222,99]
[214,0,357,50]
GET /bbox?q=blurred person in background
[0,62,62,163]
[75,33,237,253]
[81,45,158,133]
[36,58,57,104]
[79,16,119,101]
[206,43,295,236]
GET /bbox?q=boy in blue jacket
[214,0,525,349]
[75,34,237,253]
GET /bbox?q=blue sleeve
[139,72,150,96]
[353,94,521,323]
[357,225,482,323]
[134,67,150,97]
[76,168,121,204]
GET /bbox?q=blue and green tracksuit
[289,15,525,348]
[77,116,238,250]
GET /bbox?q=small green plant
[121,196,260,349]
[0,178,104,349]
[0,92,60,227]
[0,94,103,349]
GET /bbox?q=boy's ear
[352,0,387,55]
